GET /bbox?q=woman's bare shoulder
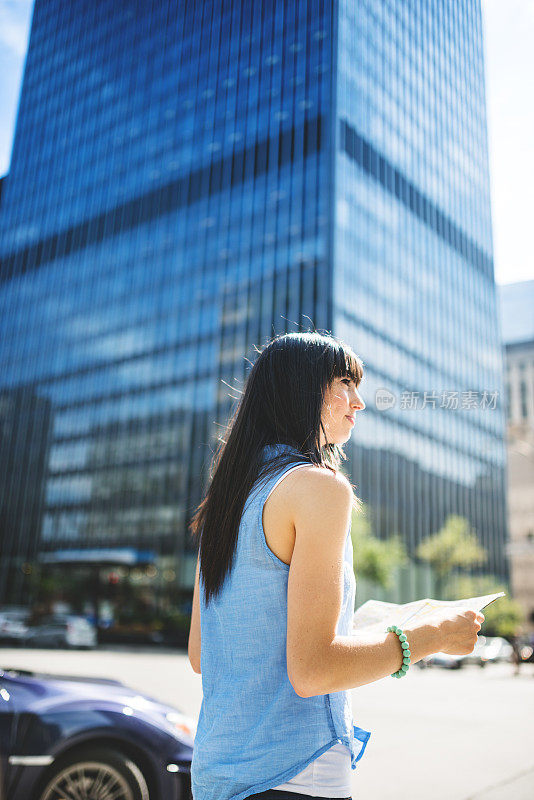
[283,464,353,547]
[287,463,353,500]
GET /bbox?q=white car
[25,614,97,649]
[417,651,464,669]
[0,608,31,644]
[481,636,514,663]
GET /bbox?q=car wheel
[38,746,150,800]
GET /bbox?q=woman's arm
[188,553,201,674]
[286,468,443,697]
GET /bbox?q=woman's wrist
[402,621,443,662]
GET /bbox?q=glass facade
[0,0,508,612]
[334,0,507,577]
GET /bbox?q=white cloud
[482,0,534,285]
[0,1,34,57]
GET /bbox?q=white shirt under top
[264,466,353,797]
[272,742,352,795]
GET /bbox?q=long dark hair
[189,331,364,607]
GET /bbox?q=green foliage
[350,503,408,589]
[29,568,81,603]
[416,515,487,577]
[161,610,192,632]
[351,508,524,637]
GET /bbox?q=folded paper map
[352,591,506,632]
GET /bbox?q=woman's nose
[352,391,365,411]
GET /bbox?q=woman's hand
[424,608,485,656]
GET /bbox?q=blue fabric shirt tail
[190,443,371,800]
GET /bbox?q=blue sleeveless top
[190,443,371,800]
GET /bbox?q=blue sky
[1,0,532,286]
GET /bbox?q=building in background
[500,280,534,633]
[500,280,534,427]
[0,387,52,601]
[0,0,508,622]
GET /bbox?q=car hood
[1,669,179,717]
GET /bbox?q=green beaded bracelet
[387,625,411,678]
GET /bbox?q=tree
[350,503,408,590]
[415,515,487,598]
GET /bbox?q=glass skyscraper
[333,0,507,579]
[0,0,508,613]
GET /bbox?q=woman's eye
[342,378,351,385]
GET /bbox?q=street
[1,647,533,800]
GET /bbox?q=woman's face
[320,376,365,447]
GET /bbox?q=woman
[188,331,484,800]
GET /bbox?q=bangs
[330,343,364,386]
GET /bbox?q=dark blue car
[0,665,193,800]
